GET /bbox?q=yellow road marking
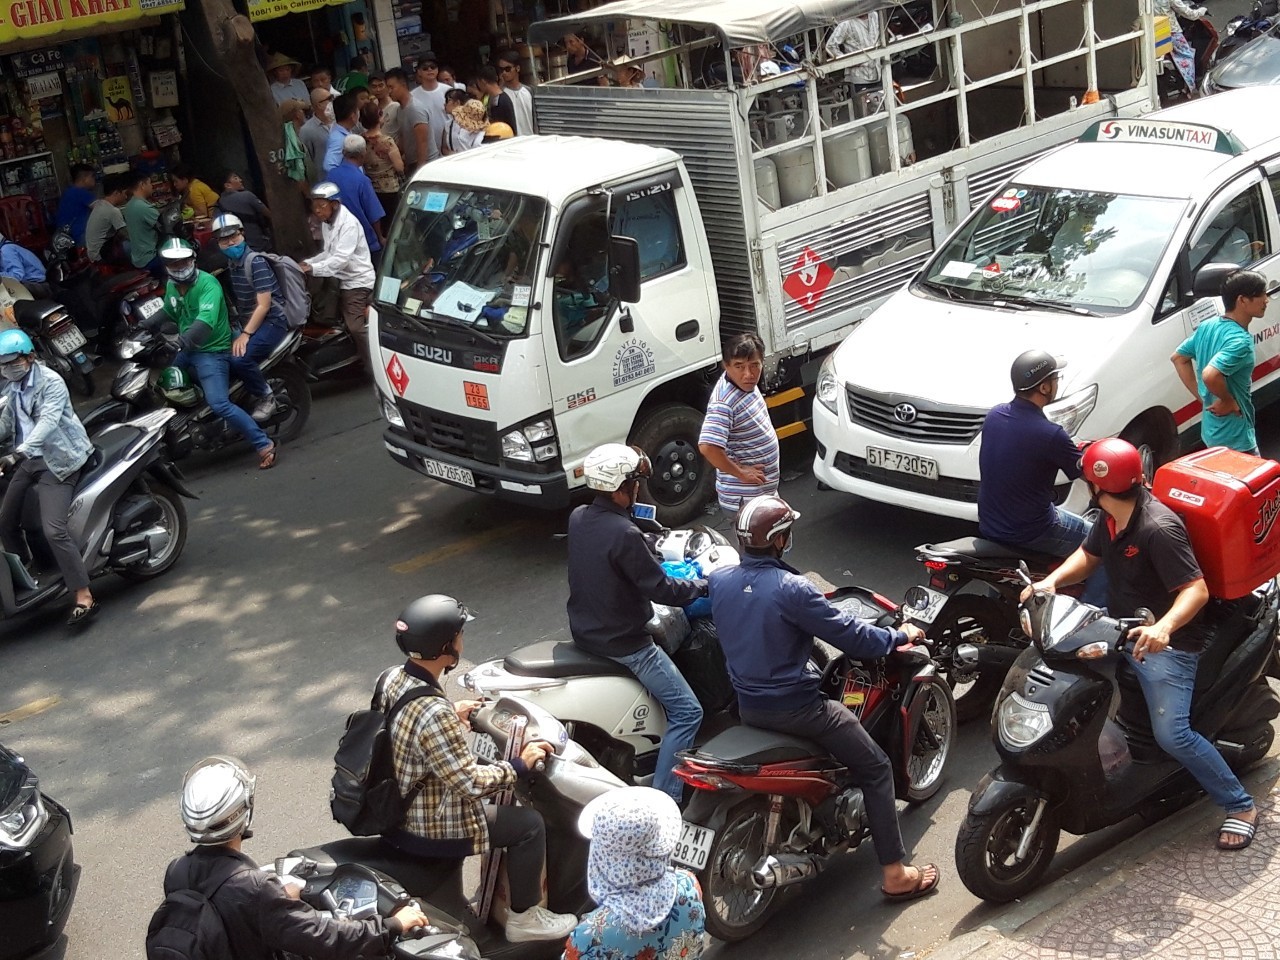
[776,422,808,440]
[391,521,533,574]
[0,696,60,726]
[766,387,806,408]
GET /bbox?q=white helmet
[159,237,198,284]
[180,756,256,845]
[583,443,651,492]
[211,213,244,240]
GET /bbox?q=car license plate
[867,446,939,480]
[471,732,498,761]
[903,585,949,625]
[671,821,715,871]
[136,297,164,321]
[52,326,87,354]
[422,457,475,488]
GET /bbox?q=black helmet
[1010,349,1065,392]
[395,594,473,659]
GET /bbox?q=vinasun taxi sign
[1079,118,1246,155]
[0,0,185,43]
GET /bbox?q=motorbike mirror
[1135,607,1156,627]
[1017,561,1033,586]
[274,855,305,877]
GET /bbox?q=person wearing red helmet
[1021,438,1258,851]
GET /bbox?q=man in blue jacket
[708,494,939,902]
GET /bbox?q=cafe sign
[247,0,346,23]
[0,0,186,44]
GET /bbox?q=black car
[0,744,78,960]
[1203,20,1280,95]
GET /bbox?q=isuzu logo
[894,403,918,424]
[412,343,453,364]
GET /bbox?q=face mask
[322,103,335,124]
[1,361,27,381]
[222,241,248,261]
[167,261,197,284]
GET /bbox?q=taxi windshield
[917,186,1185,314]
[378,185,546,338]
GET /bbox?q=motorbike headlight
[119,338,145,360]
[380,395,405,428]
[0,779,48,851]
[1045,384,1098,437]
[816,353,839,414]
[1019,606,1033,639]
[998,692,1053,748]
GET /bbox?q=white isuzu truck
[370,0,1158,523]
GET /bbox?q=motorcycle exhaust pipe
[751,853,822,889]
[961,643,1022,670]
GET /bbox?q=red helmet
[735,494,801,549]
[1081,438,1144,494]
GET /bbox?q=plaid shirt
[379,663,516,853]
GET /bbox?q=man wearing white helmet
[566,443,707,802]
[300,181,375,370]
[150,756,428,959]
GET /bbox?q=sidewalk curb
[925,754,1280,960]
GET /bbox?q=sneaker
[504,905,579,943]
[250,395,277,422]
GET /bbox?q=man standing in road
[386,68,430,174]
[300,87,334,177]
[410,57,447,161]
[1172,269,1269,455]
[496,50,534,136]
[322,92,362,174]
[698,333,780,518]
[325,135,386,269]
[566,443,707,803]
[300,182,375,371]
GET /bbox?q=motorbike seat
[503,640,633,679]
[263,329,297,366]
[76,426,142,491]
[290,839,463,902]
[12,299,64,328]
[690,724,826,765]
[920,536,1061,569]
[98,269,150,297]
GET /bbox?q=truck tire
[631,403,714,527]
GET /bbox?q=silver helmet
[180,756,256,845]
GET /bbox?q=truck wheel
[631,403,713,527]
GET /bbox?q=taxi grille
[845,386,986,445]
[396,399,500,465]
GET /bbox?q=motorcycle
[0,407,194,619]
[298,315,365,382]
[1217,1,1278,64]
[669,598,956,942]
[80,322,312,460]
[288,695,626,960]
[1158,13,1221,103]
[5,278,96,398]
[955,568,1280,903]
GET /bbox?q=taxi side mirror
[1192,262,1240,300]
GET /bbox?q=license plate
[52,326,87,354]
[867,446,939,480]
[471,732,498,761]
[422,457,475,488]
[671,821,715,871]
[904,585,949,625]
[136,297,164,320]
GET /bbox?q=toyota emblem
[894,403,918,424]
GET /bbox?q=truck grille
[396,399,500,465]
[832,452,981,503]
[845,386,986,445]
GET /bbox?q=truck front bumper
[383,428,570,509]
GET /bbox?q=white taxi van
[813,87,1280,519]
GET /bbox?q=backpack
[145,856,249,960]
[242,250,311,329]
[330,666,443,836]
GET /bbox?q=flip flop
[881,863,940,903]
[258,443,278,470]
[67,601,101,627]
[1218,816,1257,851]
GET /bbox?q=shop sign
[102,75,135,122]
[247,0,344,23]
[7,47,63,78]
[0,0,187,45]
[25,70,60,100]
[149,69,177,107]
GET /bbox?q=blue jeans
[1022,507,1108,608]
[610,643,703,802]
[1125,647,1253,814]
[177,349,272,453]
[229,322,286,398]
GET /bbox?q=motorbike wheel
[264,362,312,445]
[930,595,1017,723]
[699,798,781,942]
[630,403,714,528]
[955,795,1059,904]
[116,483,188,582]
[905,681,956,804]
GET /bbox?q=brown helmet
[735,494,801,549]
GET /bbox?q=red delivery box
[1152,447,1280,599]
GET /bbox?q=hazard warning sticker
[386,355,410,396]
[782,247,835,313]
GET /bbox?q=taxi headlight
[816,353,839,414]
[998,692,1052,748]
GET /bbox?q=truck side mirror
[1192,262,1240,300]
[608,236,642,305]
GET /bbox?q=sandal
[1218,815,1257,851]
[67,601,101,626]
[881,863,940,903]
[258,443,278,470]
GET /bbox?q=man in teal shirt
[158,240,277,468]
[124,172,163,276]
[1172,270,1269,455]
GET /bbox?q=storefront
[248,0,384,80]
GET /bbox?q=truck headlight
[502,418,558,463]
[998,692,1052,748]
[381,395,405,428]
[1045,384,1098,437]
[816,353,839,414]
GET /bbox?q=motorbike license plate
[52,326,87,355]
[136,297,164,321]
[866,447,939,481]
[903,585,949,625]
[671,821,715,871]
[422,457,475,488]
[471,732,498,761]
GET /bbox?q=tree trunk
[191,1,311,258]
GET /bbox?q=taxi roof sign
[1079,118,1245,155]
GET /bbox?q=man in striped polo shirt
[698,333,781,517]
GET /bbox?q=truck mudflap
[383,428,570,508]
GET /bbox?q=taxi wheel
[1120,417,1175,483]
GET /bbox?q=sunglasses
[499,64,517,72]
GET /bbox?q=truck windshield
[917,186,1185,314]
[378,185,546,337]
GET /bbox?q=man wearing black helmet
[377,595,579,943]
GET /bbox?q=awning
[529,0,888,48]
[0,0,185,45]
[247,0,349,24]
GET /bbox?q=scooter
[0,407,194,619]
[1217,1,1278,64]
[5,278,97,398]
[670,617,956,942]
[955,572,1280,903]
[80,323,311,460]
[287,695,627,960]
[1157,13,1220,103]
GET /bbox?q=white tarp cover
[530,0,888,48]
